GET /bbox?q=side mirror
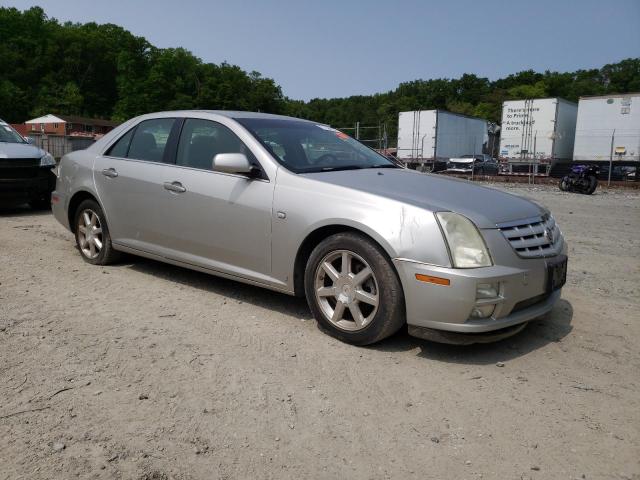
[212,153,253,175]
[25,137,35,144]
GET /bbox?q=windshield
[236,118,398,173]
[0,120,27,144]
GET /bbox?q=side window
[127,118,175,162]
[176,118,255,171]
[106,128,134,158]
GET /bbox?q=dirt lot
[1,183,639,480]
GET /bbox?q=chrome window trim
[160,162,271,183]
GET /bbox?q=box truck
[397,110,488,171]
[573,93,640,162]
[498,98,577,175]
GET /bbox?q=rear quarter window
[106,118,176,162]
[106,128,134,157]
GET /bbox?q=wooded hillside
[2,6,638,145]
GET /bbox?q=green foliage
[1,5,638,151]
[507,81,548,99]
[289,62,639,146]
[0,6,285,122]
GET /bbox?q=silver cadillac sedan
[51,111,567,345]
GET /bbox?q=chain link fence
[26,134,96,159]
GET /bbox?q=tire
[73,199,121,265]
[304,232,405,345]
[559,178,570,191]
[585,176,598,195]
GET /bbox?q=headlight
[435,212,493,268]
[40,153,56,167]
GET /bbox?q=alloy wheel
[77,209,103,259]
[314,249,379,331]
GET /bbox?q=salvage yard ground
[1,183,639,480]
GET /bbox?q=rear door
[94,117,178,252]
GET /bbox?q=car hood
[303,168,546,229]
[448,158,474,164]
[0,142,46,159]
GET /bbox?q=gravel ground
[1,183,639,480]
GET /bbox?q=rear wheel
[73,199,120,265]
[304,232,405,345]
[585,175,598,195]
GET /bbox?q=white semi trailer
[573,93,640,162]
[397,110,488,171]
[498,98,577,175]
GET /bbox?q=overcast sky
[5,0,640,100]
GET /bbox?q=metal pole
[383,123,388,150]
[471,138,475,181]
[608,129,615,188]
[532,132,537,185]
[528,148,532,185]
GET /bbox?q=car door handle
[163,181,186,193]
[101,168,118,178]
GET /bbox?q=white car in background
[446,154,499,175]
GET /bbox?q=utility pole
[608,129,615,188]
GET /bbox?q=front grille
[498,214,562,258]
[0,168,39,179]
[0,158,41,168]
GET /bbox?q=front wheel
[304,232,405,345]
[559,177,570,191]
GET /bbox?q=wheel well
[67,191,98,233]
[293,225,394,297]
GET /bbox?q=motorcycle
[559,164,599,195]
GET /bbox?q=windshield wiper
[305,164,398,173]
[314,165,366,172]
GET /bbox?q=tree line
[1,6,638,146]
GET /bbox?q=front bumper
[0,167,56,203]
[394,245,566,335]
[445,168,474,174]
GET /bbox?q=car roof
[161,110,317,123]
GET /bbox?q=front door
[157,118,274,282]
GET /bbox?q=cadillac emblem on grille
[497,215,562,258]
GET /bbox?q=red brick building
[24,114,118,137]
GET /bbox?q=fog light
[470,282,500,319]
[470,304,495,319]
[476,283,499,299]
